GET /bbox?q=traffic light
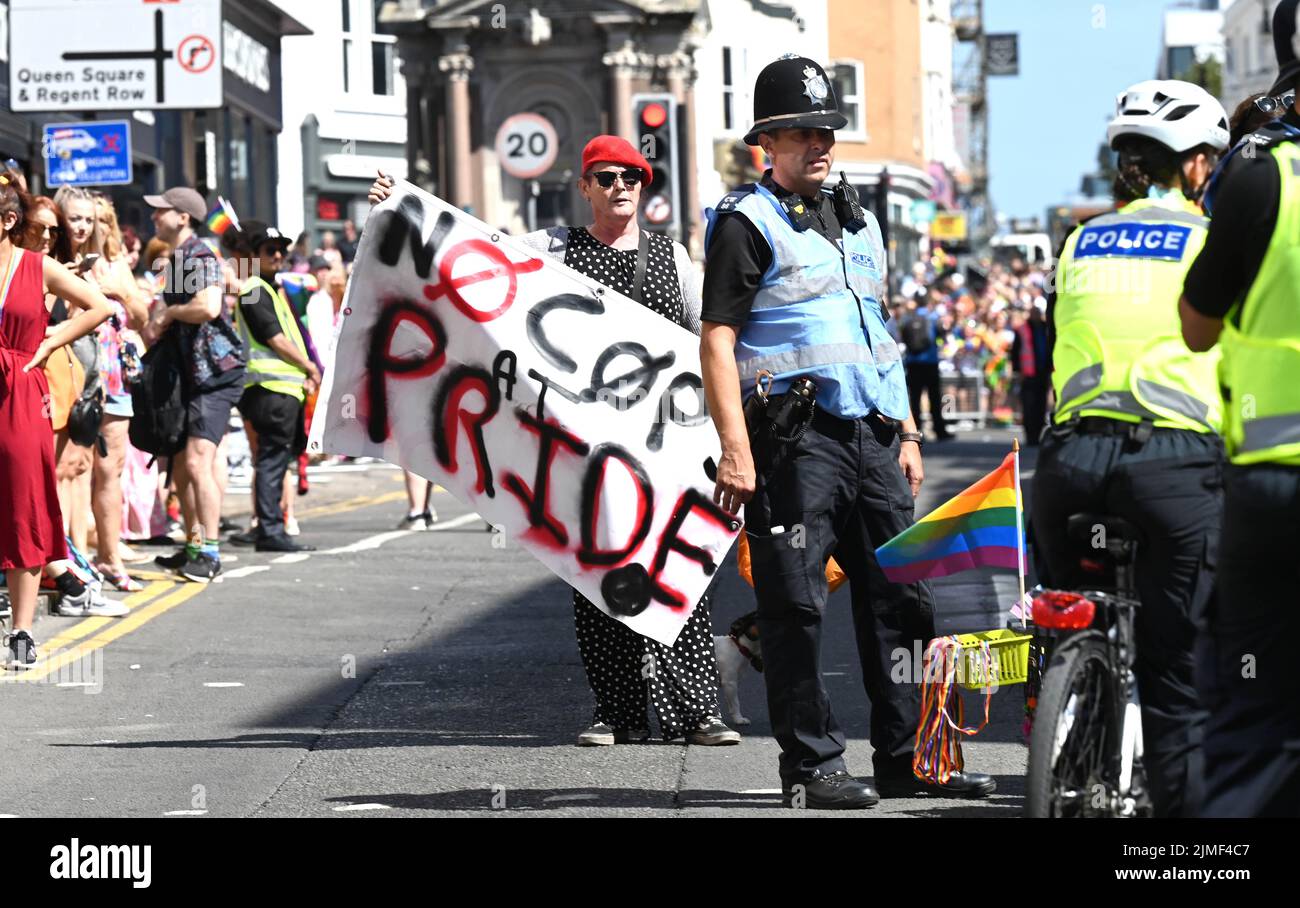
[632,93,680,236]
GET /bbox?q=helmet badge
[801,65,829,107]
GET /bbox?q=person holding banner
[367,137,737,747]
[700,55,993,808]
[1033,80,1229,818]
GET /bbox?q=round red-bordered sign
[495,113,559,180]
[178,35,216,74]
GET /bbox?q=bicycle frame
[1033,585,1149,817]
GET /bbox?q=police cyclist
[700,54,995,809]
[1031,79,1229,818]
[1179,0,1300,818]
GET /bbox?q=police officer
[225,221,320,554]
[1032,79,1229,818]
[1180,0,1300,819]
[701,55,994,809]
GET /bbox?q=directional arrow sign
[9,0,223,112]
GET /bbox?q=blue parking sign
[43,120,133,187]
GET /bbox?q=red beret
[581,135,653,177]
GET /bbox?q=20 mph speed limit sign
[495,113,559,179]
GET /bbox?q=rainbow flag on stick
[205,196,241,235]
[875,446,1027,586]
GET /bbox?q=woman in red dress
[1,174,112,669]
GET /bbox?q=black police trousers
[745,410,935,786]
[1202,464,1300,817]
[1030,426,1223,818]
[238,386,305,541]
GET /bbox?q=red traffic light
[640,103,668,129]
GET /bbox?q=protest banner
[309,183,740,645]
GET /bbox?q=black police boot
[875,769,996,799]
[783,770,879,810]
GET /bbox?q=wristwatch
[899,431,924,448]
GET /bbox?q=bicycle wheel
[1025,633,1118,817]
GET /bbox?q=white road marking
[427,513,483,532]
[739,789,783,795]
[203,682,244,688]
[543,794,599,803]
[323,530,413,555]
[333,803,391,811]
[164,810,209,816]
[56,682,98,688]
[220,566,273,580]
[271,553,312,564]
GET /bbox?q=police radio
[832,172,868,233]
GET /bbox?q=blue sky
[985,0,1171,221]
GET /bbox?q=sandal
[95,563,144,593]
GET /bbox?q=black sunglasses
[1255,92,1295,115]
[588,168,645,189]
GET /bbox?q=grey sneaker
[4,631,39,670]
[55,587,129,618]
[577,722,616,746]
[686,717,741,746]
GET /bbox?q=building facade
[1222,0,1280,111]
[827,0,960,277]
[0,0,306,234]
[276,0,409,243]
[380,0,706,250]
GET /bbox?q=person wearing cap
[222,221,319,553]
[146,186,245,583]
[367,137,739,748]
[700,55,993,808]
[1180,0,1300,818]
[1031,79,1229,818]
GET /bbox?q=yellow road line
[16,582,207,683]
[38,581,175,652]
[295,489,406,520]
[11,487,416,683]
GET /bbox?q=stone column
[664,51,701,256]
[602,42,639,142]
[439,49,475,210]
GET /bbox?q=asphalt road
[1,429,1039,818]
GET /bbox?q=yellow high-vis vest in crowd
[1220,140,1300,466]
[1051,191,1222,435]
[234,276,309,403]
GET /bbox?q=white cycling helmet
[1106,79,1230,154]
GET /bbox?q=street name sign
[9,0,223,112]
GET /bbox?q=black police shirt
[701,171,842,327]
[1184,106,1300,319]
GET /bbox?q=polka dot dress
[563,226,720,739]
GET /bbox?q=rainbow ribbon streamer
[912,636,994,785]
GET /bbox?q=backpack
[129,331,187,459]
[901,314,933,355]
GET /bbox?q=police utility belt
[743,370,905,463]
[1051,414,1155,449]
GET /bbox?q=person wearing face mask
[223,222,319,553]
[701,55,993,808]
[1031,79,1230,818]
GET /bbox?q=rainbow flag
[875,452,1025,584]
[205,196,241,235]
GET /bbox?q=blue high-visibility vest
[705,183,908,420]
